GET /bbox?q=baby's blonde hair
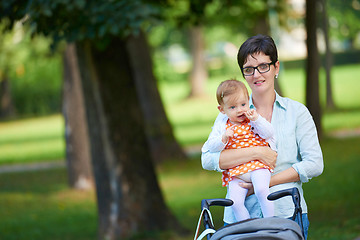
[216,79,249,106]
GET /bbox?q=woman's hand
[257,147,277,169]
[239,182,254,196]
[220,146,277,170]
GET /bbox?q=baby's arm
[202,113,228,153]
[248,111,276,151]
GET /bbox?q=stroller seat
[194,187,305,240]
[210,217,303,240]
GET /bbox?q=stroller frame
[194,187,305,240]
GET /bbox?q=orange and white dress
[222,119,274,187]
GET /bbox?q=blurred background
[0,0,359,239]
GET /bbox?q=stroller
[194,187,305,240]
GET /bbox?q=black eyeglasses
[241,61,276,76]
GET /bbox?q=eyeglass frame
[241,61,277,76]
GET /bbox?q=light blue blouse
[201,92,324,222]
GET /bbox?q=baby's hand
[222,126,235,144]
[245,109,259,121]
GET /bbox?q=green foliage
[0,20,62,117]
[11,53,62,116]
[152,50,189,83]
[0,0,161,45]
[327,0,360,48]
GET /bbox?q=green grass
[0,115,65,165]
[303,137,360,239]
[0,169,97,240]
[0,136,359,239]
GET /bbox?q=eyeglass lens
[243,63,271,76]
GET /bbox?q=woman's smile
[254,79,265,86]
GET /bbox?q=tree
[165,0,212,98]
[126,30,187,164]
[188,24,208,98]
[0,72,14,118]
[63,43,93,190]
[0,0,186,238]
[0,20,17,119]
[305,0,322,138]
[319,0,336,109]
[76,38,184,238]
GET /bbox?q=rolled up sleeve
[292,106,324,183]
[201,151,223,172]
[201,113,227,172]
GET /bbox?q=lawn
[0,115,64,165]
[0,136,359,239]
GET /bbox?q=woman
[201,35,323,239]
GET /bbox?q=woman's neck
[252,91,276,122]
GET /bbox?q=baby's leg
[228,177,250,221]
[251,169,274,218]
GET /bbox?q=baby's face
[220,92,250,124]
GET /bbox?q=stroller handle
[267,187,301,213]
[200,199,233,236]
[201,198,233,210]
[268,187,304,237]
[267,187,300,201]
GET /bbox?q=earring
[275,74,279,79]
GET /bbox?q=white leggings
[228,168,274,221]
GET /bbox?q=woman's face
[243,52,279,95]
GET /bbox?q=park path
[0,145,203,174]
[0,160,65,174]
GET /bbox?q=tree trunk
[305,0,322,138]
[126,31,187,164]
[320,0,336,109]
[75,38,185,239]
[253,15,283,96]
[253,15,270,36]
[0,73,15,119]
[62,43,94,190]
[188,25,208,98]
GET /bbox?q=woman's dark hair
[237,35,278,73]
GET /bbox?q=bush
[8,35,63,117]
[11,56,62,116]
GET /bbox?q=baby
[202,79,276,221]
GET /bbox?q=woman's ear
[275,60,280,75]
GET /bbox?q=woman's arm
[292,105,324,182]
[240,166,300,195]
[269,167,300,187]
[219,146,277,170]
